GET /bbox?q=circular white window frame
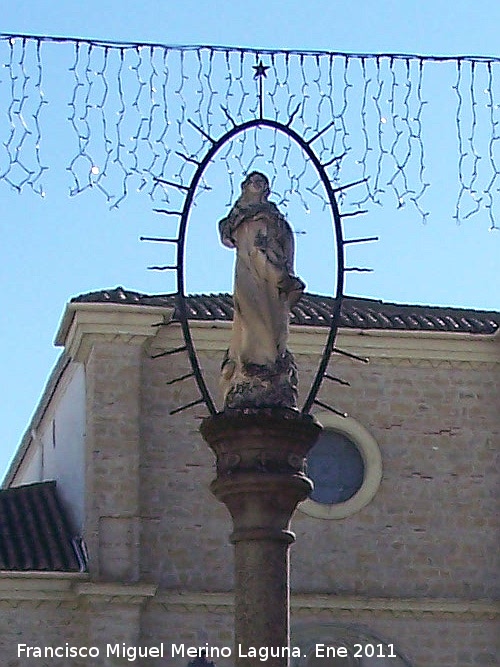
[299,411,382,520]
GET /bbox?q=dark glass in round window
[307,430,365,504]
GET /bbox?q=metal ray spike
[151,319,180,328]
[324,374,351,387]
[166,372,195,386]
[343,236,379,245]
[147,265,178,271]
[187,119,216,144]
[140,236,180,243]
[345,267,374,272]
[333,347,369,363]
[332,178,368,193]
[322,152,347,167]
[152,209,183,216]
[313,399,348,418]
[341,209,369,218]
[220,105,237,127]
[306,120,335,145]
[286,103,301,127]
[175,151,201,166]
[153,178,190,192]
[151,345,187,359]
[170,397,206,415]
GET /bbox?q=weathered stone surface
[219,172,305,411]
[202,411,320,666]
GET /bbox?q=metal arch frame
[164,118,347,416]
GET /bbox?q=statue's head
[241,171,270,201]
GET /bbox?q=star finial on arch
[253,60,270,79]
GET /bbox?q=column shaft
[201,411,321,667]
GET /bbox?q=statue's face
[243,172,269,199]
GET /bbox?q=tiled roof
[0,482,83,572]
[72,287,499,335]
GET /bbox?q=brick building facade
[1,288,498,666]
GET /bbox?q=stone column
[201,409,321,667]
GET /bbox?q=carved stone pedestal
[200,409,321,667]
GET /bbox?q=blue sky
[1,0,499,479]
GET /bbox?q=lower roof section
[0,481,84,573]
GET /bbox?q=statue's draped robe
[219,200,304,408]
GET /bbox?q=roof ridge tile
[70,289,499,335]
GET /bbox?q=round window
[299,412,382,520]
[308,431,365,504]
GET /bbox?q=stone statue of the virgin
[218,172,305,410]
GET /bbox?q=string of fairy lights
[1,34,499,228]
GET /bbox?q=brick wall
[1,314,497,667]
[139,342,498,601]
